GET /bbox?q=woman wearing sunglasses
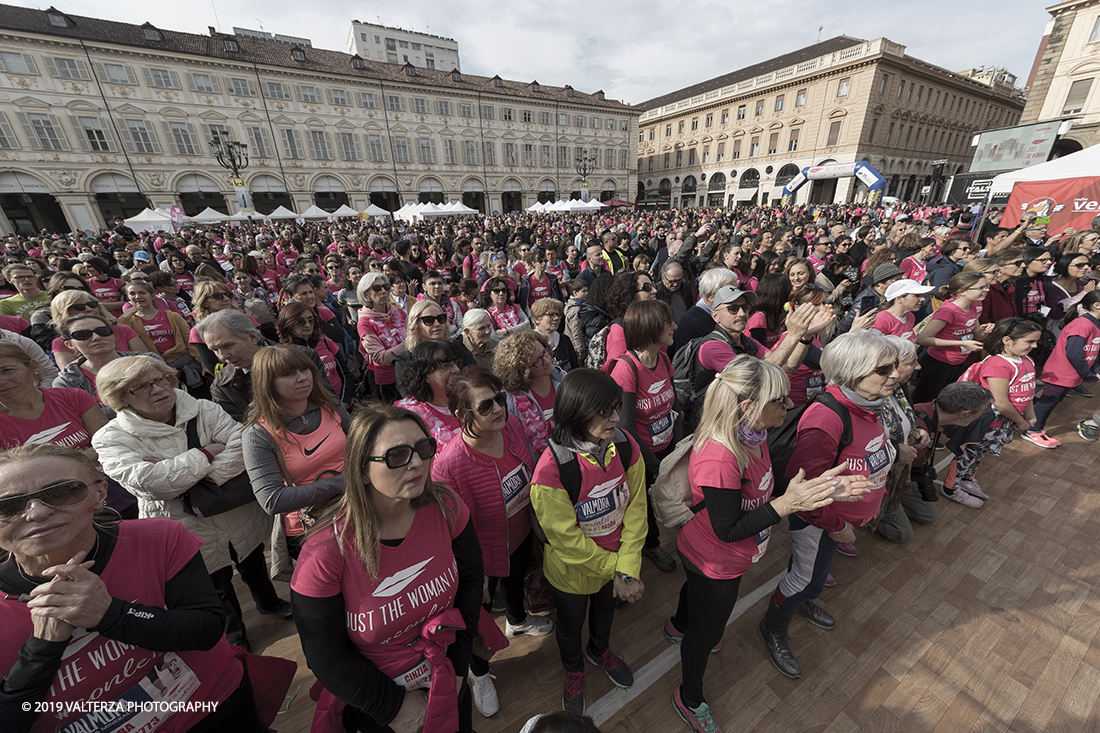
[393,299,461,395]
[530,368,647,715]
[48,289,143,369]
[0,443,279,733]
[53,314,160,415]
[93,355,287,652]
[481,276,529,338]
[432,365,553,718]
[599,270,658,367]
[276,301,352,407]
[980,250,1026,326]
[292,403,483,733]
[356,272,408,403]
[1047,252,1097,329]
[243,345,349,564]
[759,330,897,680]
[396,341,464,445]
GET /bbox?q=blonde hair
[404,298,446,351]
[96,355,177,412]
[191,279,235,322]
[693,356,790,467]
[50,289,115,329]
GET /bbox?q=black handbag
[179,417,257,517]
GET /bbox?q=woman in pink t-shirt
[49,289,144,368]
[669,357,862,730]
[291,404,482,733]
[954,319,1041,494]
[912,272,992,403]
[746,274,790,350]
[872,278,932,343]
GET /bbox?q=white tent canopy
[526,201,546,212]
[299,205,332,219]
[362,203,391,218]
[990,144,1100,195]
[123,208,174,233]
[227,209,260,221]
[189,207,228,223]
[265,205,299,219]
[331,204,360,218]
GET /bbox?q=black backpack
[766,391,852,498]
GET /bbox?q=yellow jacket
[530,435,647,595]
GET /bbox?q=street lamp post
[575,151,597,202]
[210,135,252,217]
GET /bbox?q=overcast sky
[36,0,1050,105]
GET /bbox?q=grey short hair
[821,330,899,389]
[194,308,258,343]
[463,308,491,330]
[883,334,916,360]
[937,382,992,415]
[698,268,739,300]
[356,271,389,305]
[660,260,683,279]
[97,355,177,412]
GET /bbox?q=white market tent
[265,205,299,219]
[362,203,392,218]
[990,144,1100,195]
[226,209,260,221]
[299,205,332,219]
[331,204,361,218]
[189,207,229,224]
[123,208,174,233]
[526,201,546,212]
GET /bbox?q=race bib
[501,463,531,518]
[752,526,771,563]
[647,411,675,448]
[806,374,825,398]
[575,475,629,538]
[392,656,432,691]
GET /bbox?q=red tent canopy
[602,199,634,208]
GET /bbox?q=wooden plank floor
[241,389,1100,733]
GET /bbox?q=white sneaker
[470,672,500,717]
[942,485,983,508]
[957,479,989,500]
[505,614,554,638]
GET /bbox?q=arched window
[739,169,760,189]
[775,164,800,187]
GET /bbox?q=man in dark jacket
[655,261,694,323]
[924,238,973,290]
[835,264,905,334]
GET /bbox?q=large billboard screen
[969,122,1062,174]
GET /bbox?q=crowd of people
[0,199,1096,733]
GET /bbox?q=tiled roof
[636,35,866,112]
[0,4,631,110]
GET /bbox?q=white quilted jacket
[92,389,270,572]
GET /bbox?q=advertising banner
[1002,177,1100,235]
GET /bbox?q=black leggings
[1031,383,1072,432]
[208,543,282,634]
[670,564,742,708]
[548,580,615,673]
[470,533,533,676]
[911,351,965,404]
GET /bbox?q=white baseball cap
[885,278,934,301]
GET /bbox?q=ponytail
[939,270,985,301]
[983,317,1041,355]
[1060,290,1100,330]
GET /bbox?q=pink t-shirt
[89,276,126,303]
[979,354,1036,414]
[528,273,553,302]
[291,496,470,672]
[276,249,299,269]
[52,324,141,356]
[137,308,177,354]
[314,334,343,398]
[171,270,194,293]
[604,322,627,367]
[746,311,781,349]
[927,300,980,365]
[0,519,241,733]
[873,310,916,342]
[0,387,97,449]
[775,332,823,408]
[357,309,407,385]
[900,255,928,285]
[1042,315,1100,388]
[611,351,675,451]
[677,439,775,579]
[395,398,461,445]
[531,385,556,424]
[489,304,524,329]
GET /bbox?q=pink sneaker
[824,573,837,588]
[836,542,858,557]
[1022,430,1061,448]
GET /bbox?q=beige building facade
[1021,0,1100,154]
[636,36,1025,208]
[0,4,636,235]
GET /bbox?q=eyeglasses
[69,300,99,312]
[491,288,509,295]
[68,325,113,341]
[473,391,507,416]
[1034,257,1053,264]
[1071,262,1091,270]
[370,283,392,292]
[292,317,316,328]
[127,374,174,396]
[1009,260,1025,267]
[419,314,447,326]
[599,401,623,419]
[365,437,437,469]
[535,350,552,363]
[870,360,899,377]
[207,292,232,301]
[720,303,751,314]
[0,479,101,522]
[664,277,683,285]
[432,358,459,373]
[636,282,655,293]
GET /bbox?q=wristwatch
[799,337,814,345]
[615,572,635,585]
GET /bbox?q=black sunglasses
[599,401,623,419]
[636,282,655,293]
[474,391,507,416]
[68,325,114,341]
[0,479,96,521]
[371,283,391,292]
[69,300,99,312]
[490,288,509,295]
[871,360,899,377]
[419,314,447,326]
[365,437,437,469]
